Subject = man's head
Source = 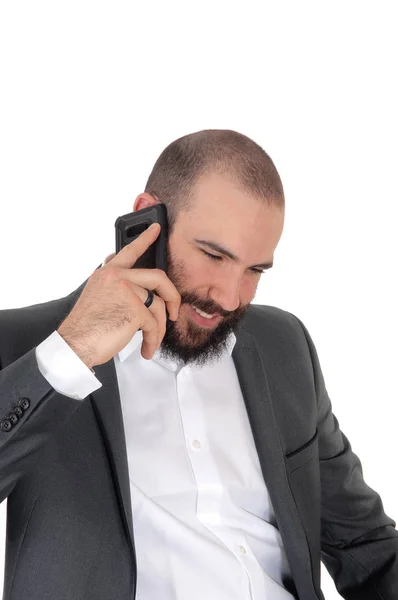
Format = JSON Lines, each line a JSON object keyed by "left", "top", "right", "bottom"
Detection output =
{"left": 134, "top": 129, "right": 285, "bottom": 367}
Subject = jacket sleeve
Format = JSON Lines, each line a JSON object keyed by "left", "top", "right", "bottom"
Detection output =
{"left": 296, "top": 316, "right": 398, "bottom": 600}
{"left": 0, "top": 347, "right": 83, "bottom": 503}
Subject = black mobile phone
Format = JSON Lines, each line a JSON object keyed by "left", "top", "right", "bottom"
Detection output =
{"left": 114, "top": 204, "right": 169, "bottom": 272}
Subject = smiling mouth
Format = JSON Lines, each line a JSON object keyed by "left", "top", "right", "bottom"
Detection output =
{"left": 192, "top": 304, "right": 220, "bottom": 319}
{"left": 188, "top": 304, "right": 222, "bottom": 328}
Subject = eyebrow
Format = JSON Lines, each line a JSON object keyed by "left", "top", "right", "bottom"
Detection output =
{"left": 193, "top": 238, "right": 274, "bottom": 270}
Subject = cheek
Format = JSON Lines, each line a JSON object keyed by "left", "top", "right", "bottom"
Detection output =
{"left": 188, "top": 266, "right": 212, "bottom": 290}
{"left": 240, "top": 277, "right": 258, "bottom": 304}
{"left": 194, "top": 265, "right": 258, "bottom": 306}
{"left": 169, "top": 255, "right": 210, "bottom": 294}
{"left": 187, "top": 256, "right": 213, "bottom": 284}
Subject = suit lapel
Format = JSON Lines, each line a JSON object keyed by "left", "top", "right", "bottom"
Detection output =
{"left": 232, "top": 326, "right": 317, "bottom": 599}
{"left": 66, "top": 270, "right": 136, "bottom": 556}
{"left": 90, "top": 359, "right": 135, "bottom": 555}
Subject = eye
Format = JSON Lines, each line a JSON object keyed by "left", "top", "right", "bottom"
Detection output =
{"left": 251, "top": 268, "right": 265, "bottom": 275}
{"left": 202, "top": 250, "right": 264, "bottom": 275}
{"left": 202, "top": 250, "right": 222, "bottom": 261}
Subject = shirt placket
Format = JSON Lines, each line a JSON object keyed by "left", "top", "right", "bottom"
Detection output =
{"left": 176, "top": 365, "right": 259, "bottom": 599}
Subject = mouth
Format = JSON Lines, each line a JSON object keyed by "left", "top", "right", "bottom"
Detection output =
{"left": 188, "top": 303, "right": 222, "bottom": 328}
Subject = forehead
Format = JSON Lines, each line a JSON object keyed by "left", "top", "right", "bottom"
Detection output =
{"left": 176, "top": 172, "right": 284, "bottom": 257}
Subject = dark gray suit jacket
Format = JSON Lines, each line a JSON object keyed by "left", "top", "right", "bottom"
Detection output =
{"left": 0, "top": 272, "right": 397, "bottom": 600}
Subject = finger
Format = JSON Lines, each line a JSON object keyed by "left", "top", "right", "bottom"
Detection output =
{"left": 152, "top": 298, "right": 167, "bottom": 350}
{"left": 123, "top": 268, "right": 181, "bottom": 321}
{"left": 138, "top": 308, "right": 160, "bottom": 359}
{"left": 109, "top": 223, "right": 161, "bottom": 269}
{"left": 103, "top": 252, "right": 116, "bottom": 265}
{"left": 132, "top": 287, "right": 167, "bottom": 358}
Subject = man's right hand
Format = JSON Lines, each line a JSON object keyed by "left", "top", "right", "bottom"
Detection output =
{"left": 57, "top": 223, "right": 181, "bottom": 368}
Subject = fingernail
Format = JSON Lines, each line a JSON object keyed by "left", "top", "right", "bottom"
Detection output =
{"left": 149, "top": 223, "right": 158, "bottom": 230}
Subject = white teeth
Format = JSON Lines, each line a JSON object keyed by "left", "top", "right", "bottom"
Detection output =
{"left": 192, "top": 305, "right": 215, "bottom": 319}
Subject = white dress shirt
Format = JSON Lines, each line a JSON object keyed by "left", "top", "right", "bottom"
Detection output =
{"left": 35, "top": 262, "right": 295, "bottom": 600}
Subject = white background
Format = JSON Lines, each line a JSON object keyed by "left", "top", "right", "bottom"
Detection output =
{"left": 0, "top": 2, "right": 397, "bottom": 598}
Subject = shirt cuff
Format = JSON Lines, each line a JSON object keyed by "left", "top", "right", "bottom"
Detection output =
{"left": 35, "top": 331, "right": 102, "bottom": 400}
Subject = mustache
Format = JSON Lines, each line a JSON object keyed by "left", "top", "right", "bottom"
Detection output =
{"left": 180, "top": 292, "right": 238, "bottom": 318}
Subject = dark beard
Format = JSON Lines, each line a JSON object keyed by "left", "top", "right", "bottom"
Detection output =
{"left": 158, "top": 293, "right": 248, "bottom": 368}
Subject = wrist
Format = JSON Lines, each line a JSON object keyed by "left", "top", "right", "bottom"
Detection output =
{"left": 57, "top": 326, "right": 96, "bottom": 371}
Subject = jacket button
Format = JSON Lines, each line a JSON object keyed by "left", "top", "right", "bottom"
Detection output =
{"left": 1, "top": 419, "right": 12, "bottom": 432}
{"left": 8, "top": 412, "right": 19, "bottom": 425}
{"left": 18, "top": 398, "right": 30, "bottom": 411}
{"left": 13, "top": 406, "right": 23, "bottom": 418}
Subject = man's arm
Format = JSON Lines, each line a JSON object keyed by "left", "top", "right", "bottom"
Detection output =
{"left": 296, "top": 316, "right": 398, "bottom": 600}
{"left": 0, "top": 346, "right": 83, "bottom": 502}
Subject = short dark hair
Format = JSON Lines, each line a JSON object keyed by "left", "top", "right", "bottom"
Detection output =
{"left": 144, "top": 129, "right": 284, "bottom": 234}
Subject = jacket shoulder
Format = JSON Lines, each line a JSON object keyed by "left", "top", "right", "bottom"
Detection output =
{"left": 242, "top": 303, "right": 306, "bottom": 340}
{"left": 239, "top": 303, "right": 316, "bottom": 371}
{"left": 0, "top": 283, "right": 85, "bottom": 368}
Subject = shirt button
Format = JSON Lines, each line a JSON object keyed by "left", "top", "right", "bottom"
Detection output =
{"left": 238, "top": 545, "right": 247, "bottom": 555}
{"left": 192, "top": 439, "right": 201, "bottom": 449}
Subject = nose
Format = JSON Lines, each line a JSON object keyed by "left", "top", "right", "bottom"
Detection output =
{"left": 208, "top": 274, "right": 241, "bottom": 313}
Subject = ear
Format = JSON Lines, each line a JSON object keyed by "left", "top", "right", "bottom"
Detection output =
{"left": 133, "top": 192, "right": 160, "bottom": 212}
